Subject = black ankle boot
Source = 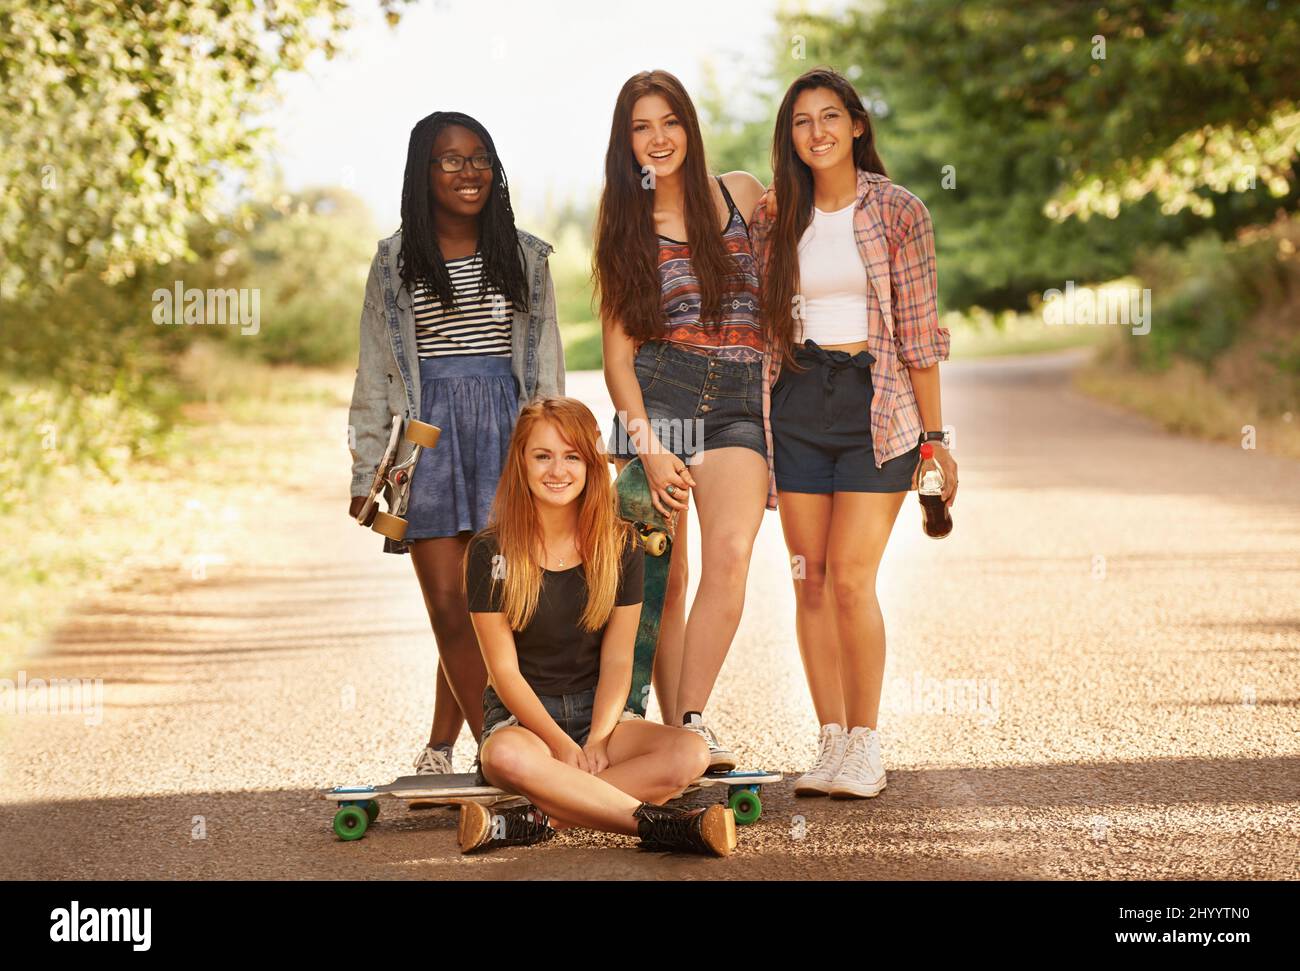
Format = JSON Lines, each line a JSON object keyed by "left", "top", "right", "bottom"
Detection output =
{"left": 459, "top": 802, "right": 556, "bottom": 854}
{"left": 633, "top": 802, "right": 735, "bottom": 857}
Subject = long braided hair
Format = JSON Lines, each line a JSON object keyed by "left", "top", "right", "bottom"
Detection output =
{"left": 398, "top": 110, "right": 529, "bottom": 313}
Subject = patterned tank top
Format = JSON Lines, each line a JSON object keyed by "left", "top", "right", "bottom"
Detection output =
{"left": 655, "top": 177, "right": 763, "bottom": 363}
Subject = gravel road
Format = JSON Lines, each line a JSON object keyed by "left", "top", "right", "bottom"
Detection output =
{"left": 3, "top": 350, "right": 1297, "bottom": 880}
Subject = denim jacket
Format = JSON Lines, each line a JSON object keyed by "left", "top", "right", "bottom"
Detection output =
{"left": 348, "top": 227, "right": 565, "bottom": 546}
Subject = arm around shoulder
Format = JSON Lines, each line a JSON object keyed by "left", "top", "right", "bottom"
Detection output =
{"left": 721, "top": 170, "right": 768, "bottom": 225}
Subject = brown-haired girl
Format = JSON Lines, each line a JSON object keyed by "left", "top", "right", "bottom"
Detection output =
{"left": 593, "top": 70, "right": 769, "bottom": 769}
{"left": 459, "top": 396, "right": 736, "bottom": 856}
{"left": 751, "top": 67, "right": 958, "bottom": 798}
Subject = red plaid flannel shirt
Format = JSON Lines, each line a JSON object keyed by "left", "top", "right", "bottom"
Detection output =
{"left": 751, "top": 169, "right": 951, "bottom": 511}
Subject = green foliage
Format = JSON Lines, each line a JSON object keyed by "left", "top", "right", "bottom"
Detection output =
{"left": 0, "top": 0, "right": 355, "bottom": 297}
{"left": 768, "top": 1, "right": 1299, "bottom": 311}
{"left": 217, "top": 187, "right": 378, "bottom": 366}
{"left": 1130, "top": 216, "right": 1300, "bottom": 379}
{"left": 807, "top": 0, "right": 1300, "bottom": 220}
{"left": 0, "top": 184, "right": 378, "bottom": 512}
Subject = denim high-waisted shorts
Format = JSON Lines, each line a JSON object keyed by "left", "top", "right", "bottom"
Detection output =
{"left": 473, "top": 683, "right": 642, "bottom": 785}
{"left": 605, "top": 340, "right": 767, "bottom": 465}
{"left": 771, "top": 340, "right": 920, "bottom": 494}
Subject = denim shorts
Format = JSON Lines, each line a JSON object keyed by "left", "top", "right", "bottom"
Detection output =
{"left": 473, "top": 684, "right": 643, "bottom": 785}
{"left": 606, "top": 340, "right": 767, "bottom": 465}
{"left": 771, "top": 340, "right": 921, "bottom": 493}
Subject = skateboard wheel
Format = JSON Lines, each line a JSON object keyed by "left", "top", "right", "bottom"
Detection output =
{"left": 364, "top": 799, "right": 380, "bottom": 823}
{"left": 643, "top": 531, "right": 668, "bottom": 557}
{"left": 728, "top": 788, "right": 762, "bottom": 825}
{"left": 405, "top": 420, "right": 441, "bottom": 449}
{"left": 372, "top": 511, "right": 408, "bottom": 541}
{"left": 333, "top": 805, "right": 369, "bottom": 841}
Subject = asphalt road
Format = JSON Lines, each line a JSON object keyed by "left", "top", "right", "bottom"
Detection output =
{"left": 3, "top": 349, "right": 1298, "bottom": 880}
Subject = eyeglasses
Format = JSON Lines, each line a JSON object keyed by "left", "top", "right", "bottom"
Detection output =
{"left": 431, "top": 153, "right": 495, "bottom": 173}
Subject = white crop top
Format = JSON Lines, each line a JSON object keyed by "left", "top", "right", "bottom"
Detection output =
{"left": 795, "top": 201, "right": 870, "bottom": 345}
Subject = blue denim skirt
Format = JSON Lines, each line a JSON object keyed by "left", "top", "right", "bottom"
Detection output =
{"left": 404, "top": 354, "right": 518, "bottom": 540}
{"left": 605, "top": 340, "right": 766, "bottom": 464}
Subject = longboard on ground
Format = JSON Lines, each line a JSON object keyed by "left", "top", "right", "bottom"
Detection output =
{"left": 325, "top": 769, "right": 783, "bottom": 842}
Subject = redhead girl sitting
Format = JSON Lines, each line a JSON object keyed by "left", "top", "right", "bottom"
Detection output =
{"left": 459, "top": 396, "right": 737, "bottom": 856}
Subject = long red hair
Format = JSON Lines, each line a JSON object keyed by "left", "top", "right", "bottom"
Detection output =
{"left": 464, "top": 397, "right": 633, "bottom": 632}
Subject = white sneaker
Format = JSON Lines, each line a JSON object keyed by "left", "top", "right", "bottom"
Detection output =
{"left": 681, "top": 715, "right": 737, "bottom": 773}
{"left": 829, "top": 726, "right": 886, "bottom": 798}
{"left": 413, "top": 745, "right": 453, "bottom": 775}
{"left": 794, "top": 723, "right": 848, "bottom": 796}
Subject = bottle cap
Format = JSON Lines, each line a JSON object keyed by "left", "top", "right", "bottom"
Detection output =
{"left": 920, "top": 442, "right": 933, "bottom": 459}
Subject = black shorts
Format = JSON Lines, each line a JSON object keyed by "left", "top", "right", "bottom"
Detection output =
{"left": 771, "top": 340, "right": 920, "bottom": 494}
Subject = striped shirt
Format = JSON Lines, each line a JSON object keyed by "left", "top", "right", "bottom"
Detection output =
{"left": 750, "top": 169, "right": 952, "bottom": 510}
{"left": 412, "top": 253, "right": 512, "bottom": 359}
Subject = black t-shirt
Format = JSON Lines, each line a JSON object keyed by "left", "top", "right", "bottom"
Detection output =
{"left": 465, "top": 530, "right": 644, "bottom": 695}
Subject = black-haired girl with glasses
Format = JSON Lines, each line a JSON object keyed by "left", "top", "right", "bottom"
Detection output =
{"left": 347, "top": 110, "right": 565, "bottom": 778}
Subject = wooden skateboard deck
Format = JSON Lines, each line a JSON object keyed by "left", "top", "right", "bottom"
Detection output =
{"left": 326, "top": 769, "right": 783, "bottom": 841}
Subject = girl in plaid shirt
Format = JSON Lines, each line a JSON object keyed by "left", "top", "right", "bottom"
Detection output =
{"left": 750, "top": 68, "right": 959, "bottom": 798}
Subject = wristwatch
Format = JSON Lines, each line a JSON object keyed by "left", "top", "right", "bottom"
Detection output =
{"left": 919, "top": 429, "right": 951, "bottom": 449}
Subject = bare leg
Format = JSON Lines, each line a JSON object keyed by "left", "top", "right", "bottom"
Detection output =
{"left": 611, "top": 455, "right": 689, "bottom": 725}
{"left": 674, "top": 447, "right": 768, "bottom": 717}
{"left": 778, "top": 490, "right": 846, "bottom": 727}
{"left": 409, "top": 534, "right": 486, "bottom": 741}
{"left": 480, "top": 722, "right": 708, "bottom": 834}
{"left": 826, "top": 492, "right": 906, "bottom": 729}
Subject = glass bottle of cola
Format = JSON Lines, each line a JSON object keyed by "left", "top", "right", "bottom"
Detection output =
{"left": 917, "top": 443, "right": 952, "bottom": 539}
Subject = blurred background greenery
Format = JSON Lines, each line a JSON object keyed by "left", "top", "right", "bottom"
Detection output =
{"left": 2, "top": 0, "right": 1298, "bottom": 656}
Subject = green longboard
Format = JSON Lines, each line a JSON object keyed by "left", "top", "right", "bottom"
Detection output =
{"left": 614, "top": 457, "right": 676, "bottom": 717}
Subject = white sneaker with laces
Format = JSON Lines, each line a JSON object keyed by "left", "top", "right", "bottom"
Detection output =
{"left": 413, "top": 745, "right": 453, "bottom": 775}
{"left": 794, "top": 723, "right": 848, "bottom": 796}
{"left": 681, "top": 715, "right": 737, "bottom": 773}
{"left": 829, "top": 726, "right": 886, "bottom": 798}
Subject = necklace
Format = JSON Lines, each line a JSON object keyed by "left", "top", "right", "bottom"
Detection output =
{"left": 545, "top": 540, "right": 579, "bottom": 570}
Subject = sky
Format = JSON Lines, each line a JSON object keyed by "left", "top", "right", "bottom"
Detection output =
{"left": 267, "top": 0, "right": 799, "bottom": 232}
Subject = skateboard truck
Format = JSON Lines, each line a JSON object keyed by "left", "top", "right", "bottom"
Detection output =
{"left": 355, "top": 415, "right": 441, "bottom": 542}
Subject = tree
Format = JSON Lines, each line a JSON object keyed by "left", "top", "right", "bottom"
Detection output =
{"left": 780, "top": 0, "right": 1299, "bottom": 309}
{"left": 0, "top": 0, "right": 413, "bottom": 297}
